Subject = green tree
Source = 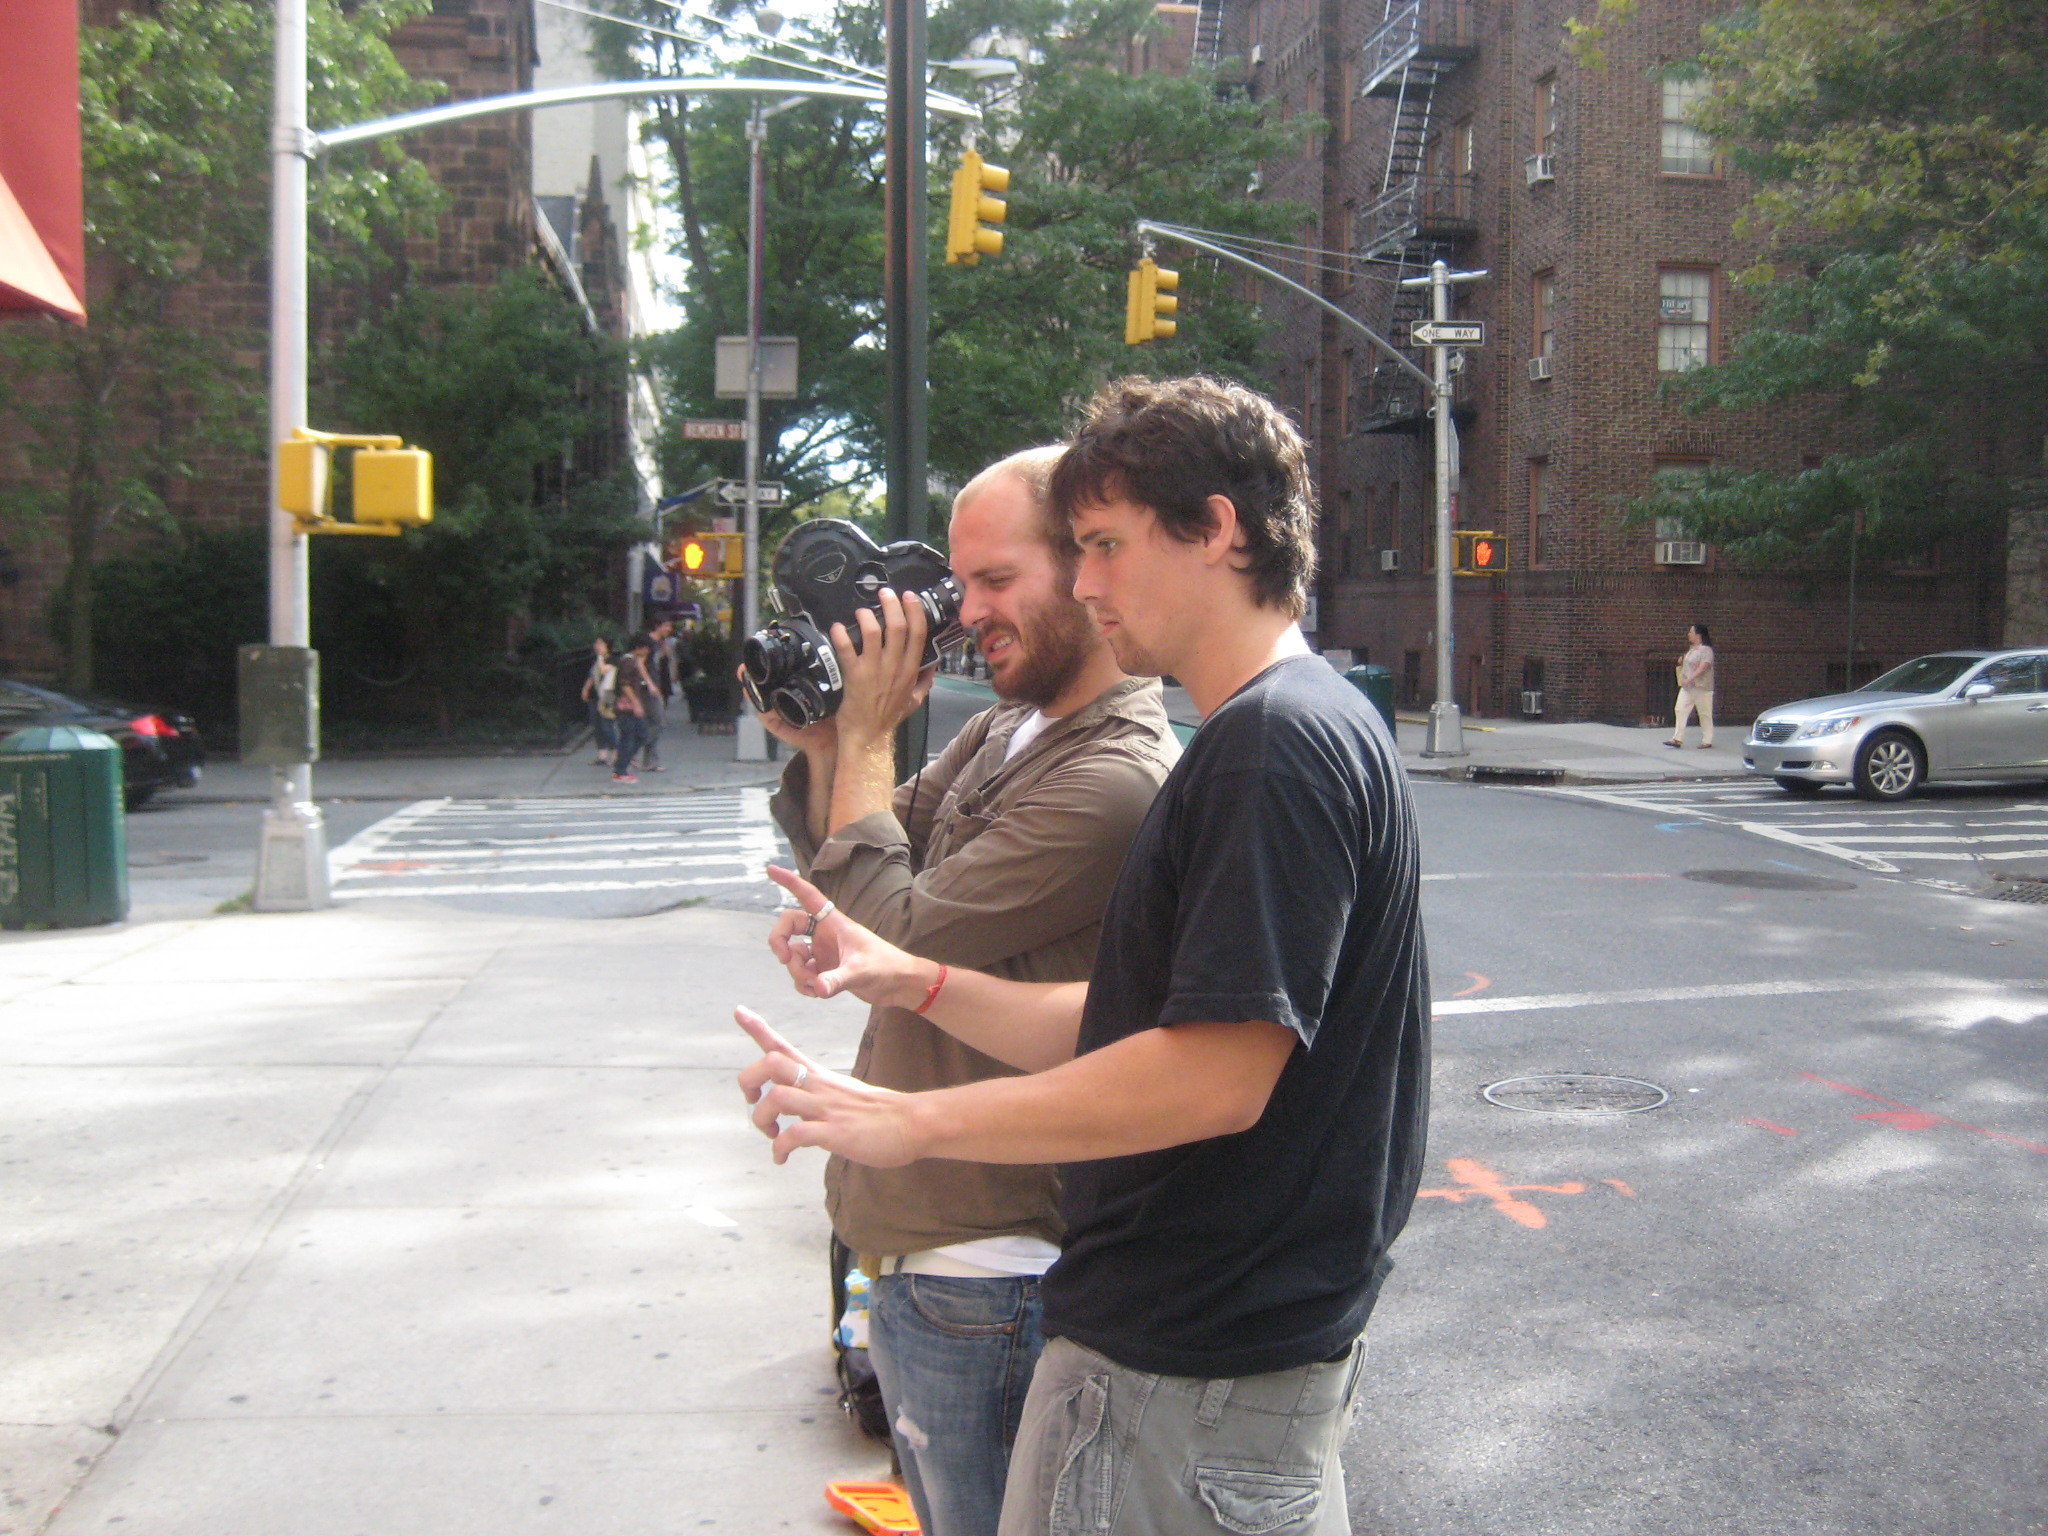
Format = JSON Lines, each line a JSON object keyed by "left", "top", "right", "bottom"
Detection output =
{"left": 1621, "top": 0, "right": 2048, "bottom": 614}
{"left": 0, "top": 0, "right": 438, "bottom": 692}
{"left": 315, "top": 268, "right": 644, "bottom": 739}
{"left": 596, "top": 0, "right": 1304, "bottom": 525}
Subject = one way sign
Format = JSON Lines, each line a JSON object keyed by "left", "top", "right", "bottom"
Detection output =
{"left": 1410, "top": 321, "right": 1486, "bottom": 346}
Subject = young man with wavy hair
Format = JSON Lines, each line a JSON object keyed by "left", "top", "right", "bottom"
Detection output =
{"left": 739, "top": 377, "right": 1430, "bottom": 1536}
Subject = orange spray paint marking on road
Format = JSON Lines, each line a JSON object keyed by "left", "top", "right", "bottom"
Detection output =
{"left": 1601, "top": 1178, "right": 1636, "bottom": 1197}
{"left": 1416, "top": 1158, "right": 1586, "bottom": 1229}
{"left": 1801, "top": 1073, "right": 2048, "bottom": 1156}
{"left": 1450, "top": 973, "right": 1491, "bottom": 999}
{"left": 1743, "top": 1117, "right": 1800, "bottom": 1136}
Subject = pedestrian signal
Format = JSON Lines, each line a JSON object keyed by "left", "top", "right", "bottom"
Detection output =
{"left": 945, "top": 150, "right": 1009, "bottom": 265}
{"left": 1124, "top": 258, "right": 1179, "bottom": 345}
{"left": 1454, "top": 531, "right": 1509, "bottom": 575}
{"left": 674, "top": 532, "right": 745, "bottom": 580}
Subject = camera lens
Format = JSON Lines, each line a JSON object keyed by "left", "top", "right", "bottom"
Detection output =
{"left": 772, "top": 681, "right": 827, "bottom": 730}
{"left": 917, "top": 575, "right": 964, "bottom": 637}
{"left": 743, "top": 625, "right": 806, "bottom": 688}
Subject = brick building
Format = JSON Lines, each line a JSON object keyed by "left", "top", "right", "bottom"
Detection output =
{"left": 1202, "top": 0, "right": 2004, "bottom": 724}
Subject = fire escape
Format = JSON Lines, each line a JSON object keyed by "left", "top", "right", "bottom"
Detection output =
{"left": 1352, "top": 0, "right": 1479, "bottom": 433}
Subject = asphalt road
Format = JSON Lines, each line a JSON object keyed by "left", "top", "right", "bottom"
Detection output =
{"left": 110, "top": 717, "right": 2047, "bottom": 1532}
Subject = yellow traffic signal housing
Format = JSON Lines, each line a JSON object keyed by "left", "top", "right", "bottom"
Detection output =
{"left": 277, "top": 429, "right": 433, "bottom": 535}
{"left": 1455, "top": 530, "right": 1510, "bottom": 574}
{"left": 945, "top": 150, "right": 1009, "bottom": 265}
{"left": 1124, "top": 257, "right": 1179, "bottom": 345}
{"left": 354, "top": 448, "right": 434, "bottom": 527}
{"left": 277, "top": 436, "right": 330, "bottom": 519}
{"left": 674, "top": 532, "right": 745, "bottom": 580}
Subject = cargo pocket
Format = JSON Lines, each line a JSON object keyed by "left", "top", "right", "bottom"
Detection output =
{"left": 1047, "top": 1373, "right": 1113, "bottom": 1536}
{"left": 1193, "top": 1467, "right": 1323, "bottom": 1536}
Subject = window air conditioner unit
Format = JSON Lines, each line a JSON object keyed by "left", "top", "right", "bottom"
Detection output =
{"left": 1520, "top": 689, "right": 1544, "bottom": 716}
{"left": 1249, "top": 43, "right": 1263, "bottom": 65}
{"left": 1527, "top": 355, "right": 1553, "bottom": 381}
{"left": 1524, "top": 153, "right": 1555, "bottom": 185}
{"left": 1379, "top": 549, "right": 1400, "bottom": 574}
{"left": 1655, "top": 540, "right": 1708, "bottom": 566}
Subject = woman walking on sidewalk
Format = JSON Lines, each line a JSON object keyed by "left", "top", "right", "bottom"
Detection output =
{"left": 581, "top": 637, "right": 618, "bottom": 765}
{"left": 612, "top": 635, "right": 656, "bottom": 782}
{"left": 1667, "top": 623, "right": 1716, "bottom": 749}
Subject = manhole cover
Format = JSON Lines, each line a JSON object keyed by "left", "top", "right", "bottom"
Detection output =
{"left": 1482, "top": 1074, "right": 1670, "bottom": 1114}
{"left": 1683, "top": 868, "right": 1855, "bottom": 892}
{"left": 1988, "top": 877, "right": 2048, "bottom": 905}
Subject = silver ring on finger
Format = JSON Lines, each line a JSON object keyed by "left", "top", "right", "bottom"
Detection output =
{"left": 791, "top": 1065, "right": 810, "bottom": 1090}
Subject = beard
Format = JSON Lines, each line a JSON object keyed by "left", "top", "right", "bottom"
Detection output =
{"left": 982, "top": 593, "right": 1099, "bottom": 708}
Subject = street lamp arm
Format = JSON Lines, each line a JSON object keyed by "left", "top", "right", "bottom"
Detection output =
{"left": 312, "top": 76, "right": 978, "bottom": 153}
{"left": 1135, "top": 220, "right": 1433, "bottom": 391}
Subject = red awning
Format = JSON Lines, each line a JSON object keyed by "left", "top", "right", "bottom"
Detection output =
{"left": 0, "top": 0, "right": 85, "bottom": 322}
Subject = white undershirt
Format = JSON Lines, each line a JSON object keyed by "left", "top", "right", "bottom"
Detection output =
{"left": 1003, "top": 710, "right": 1056, "bottom": 762}
{"left": 899, "top": 710, "right": 1064, "bottom": 1280}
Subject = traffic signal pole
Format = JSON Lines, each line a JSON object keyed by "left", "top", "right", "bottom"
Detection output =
{"left": 1399, "top": 260, "right": 1488, "bottom": 758}
{"left": 255, "top": 0, "right": 329, "bottom": 911}
{"left": 882, "top": 0, "right": 929, "bottom": 780}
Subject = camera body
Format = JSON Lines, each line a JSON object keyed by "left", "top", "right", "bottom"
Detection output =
{"left": 741, "top": 519, "right": 966, "bottom": 729}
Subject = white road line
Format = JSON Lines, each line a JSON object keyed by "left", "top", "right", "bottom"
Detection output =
{"left": 333, "top": 852, "right": 763, "bottom": 880}
{"left": 332, "top": 871, "right": 774, "bottom": 899}
{"left": 1435, "top": 975, "right": 2048, "bottom": 1017}
{"left": 327, "top": 799, "right": 451, "bottom": 879}
{"left": 348, "top": 834, "right": 758, "bottom": 861}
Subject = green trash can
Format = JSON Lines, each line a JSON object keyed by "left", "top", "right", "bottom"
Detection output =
{"left": 0, "top": 725, "right": 129, "bottom": 928}
{"left": 1344, "top": 664, "right": 1397, "bottom": 732}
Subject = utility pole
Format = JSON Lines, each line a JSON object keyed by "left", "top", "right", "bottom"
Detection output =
{"left": 883, "top": 0, "right": 928, "bottom": 546}
{"left": 736, "top": 86, "right": 800, "bottom": 765}
{"left": 1400, "top": 259, "right": 1488, "bottom": 758}
{"left": 882, "top": 0, "right": 928, "bottom": 780}
{"left": 255, "top": 0, "right": 329, "bottom": 910}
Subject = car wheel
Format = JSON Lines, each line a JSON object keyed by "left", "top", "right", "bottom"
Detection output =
{"left": 123, "top": 784, "right": 156, "bottom": 813}
{"left": 1774, "top": 776, "right": 1826, "bottom": 796}
{"left": 1853, "top": 731, "right": 1924, "bottom": 801}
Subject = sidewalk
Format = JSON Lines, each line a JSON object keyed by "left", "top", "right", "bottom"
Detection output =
{"left": 1153, "top": 682, "right": 1751, "bottom": 784}
{"left": 181, "top": 708, "right": 785, "bottom": 806}
{"left": 0, "top": 898, "right": 886, "bottom": 1535}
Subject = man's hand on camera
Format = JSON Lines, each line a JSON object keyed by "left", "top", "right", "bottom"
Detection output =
{"left": 738, "top": 662, "right": 839, "bottom": 758}
{"left": 734, "top": 1005, "right": 919, "bottom": 1166}
{"left": 766, "top": 864, "right": 938, "bottom": 1007}
{"left": 830, "top": 588, "right": 937, "bottom": 751}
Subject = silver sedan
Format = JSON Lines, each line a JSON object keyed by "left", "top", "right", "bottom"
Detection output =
{"left": 1744, "top": 649, "right": 2048, "bottom": 800}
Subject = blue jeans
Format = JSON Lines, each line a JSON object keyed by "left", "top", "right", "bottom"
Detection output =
{"left": 868, "top": 1272, "right": 1046, "bottom": 1536}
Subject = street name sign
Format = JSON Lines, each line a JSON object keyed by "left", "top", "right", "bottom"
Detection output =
{"left": 715, "top": 480, "right": 784, "bottom": 506}
{"left": 1410, "top": 321, "right": 1487, "bottom": 346}
{"left": 682, "top": 419, "right": 747, "bottom": 441}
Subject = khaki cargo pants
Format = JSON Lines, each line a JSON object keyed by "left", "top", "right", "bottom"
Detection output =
{"left": 997, "top": 1336, "right": 1365, "bottom": 1536}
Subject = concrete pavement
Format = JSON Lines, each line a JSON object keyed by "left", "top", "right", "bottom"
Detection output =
{"left": 0, "top": 899, "right": 888, "bottom": 1536}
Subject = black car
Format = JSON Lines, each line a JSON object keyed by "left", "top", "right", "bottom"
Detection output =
{"left": 0, "top": 679, "right": 206, "bottom": 810}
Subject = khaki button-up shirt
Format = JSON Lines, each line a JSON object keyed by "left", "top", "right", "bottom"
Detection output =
{"left": 771, "top": 677, "right": 1180, "bottom": 1257}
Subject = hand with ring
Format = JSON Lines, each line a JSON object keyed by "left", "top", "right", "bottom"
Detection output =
{"left": 733, "top": 1006, "right": 918, "bottom": 1167}
{"left": 765, "top": 865, "right": 931, "bottom": 1008}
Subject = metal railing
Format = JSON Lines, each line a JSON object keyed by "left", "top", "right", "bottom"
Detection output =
{"left": 1357, "top": 173, "right": 1477, "bottom": 260}
{"left": 1358, "top": 0, "right": 1476, "bottom": 95}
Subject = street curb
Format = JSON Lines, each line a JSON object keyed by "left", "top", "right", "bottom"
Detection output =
{"left": 1403, "top": 764, "right": 1753, "bottom": 788}
{"left": 151, "top": 778, "right": 787, "bottom": 809}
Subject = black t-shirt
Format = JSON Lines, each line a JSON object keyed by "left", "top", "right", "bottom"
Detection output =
{"left": 1040, "top": 654, "right": 1431, "bottom": 1379}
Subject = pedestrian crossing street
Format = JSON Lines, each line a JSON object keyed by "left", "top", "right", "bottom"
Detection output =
{"left": 328, "top": 788, "right": 791, "bottom": 912}
{"left": 1539, "top": 779, "right": 2048, "bottom": 882}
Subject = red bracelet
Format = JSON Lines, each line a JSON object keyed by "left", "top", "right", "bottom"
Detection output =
{"left": 914, "top": 963, "right": 948, "bottom": 1016}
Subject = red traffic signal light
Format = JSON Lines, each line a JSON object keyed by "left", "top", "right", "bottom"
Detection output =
{"left": 1454, "top": 531, "right": 1510, "bottom": 574}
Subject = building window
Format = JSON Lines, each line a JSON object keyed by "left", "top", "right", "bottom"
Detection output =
{"left": 1657, "top": 269, "right": 1715, "bottom": 372}
{"left": 1534, "top": 75, "right": 1558, "bottom": 159}
{"left": 1341, "top": 62, "right": 1356, "bottom": 142}
{"left": 1533, "top": 271, "right": 1556, "bottom": 359}
{"left": 1529, "top": 458, "right": 1555, "bottom": 566}
{"left": 1339, "top": 349, "right": 1354, "bottom": 436}
{"left": 1660, "top": 74, "right": 1716, "bottom": 176}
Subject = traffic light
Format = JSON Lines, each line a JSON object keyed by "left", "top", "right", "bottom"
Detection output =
{"left": 1124, "top": 257, "right": 1179, "bottom": 345}
{"left": 945, "top": 150, "right": 1009, "bottom": 265}
{"left": 673, "top": 532, "right": 745, "bottom": 580}
{"left": 277, "top": 428, "right": 433, "bottom": 535}
{"left": 1454, "top": 530, "right": 1510, "bottom": 574}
